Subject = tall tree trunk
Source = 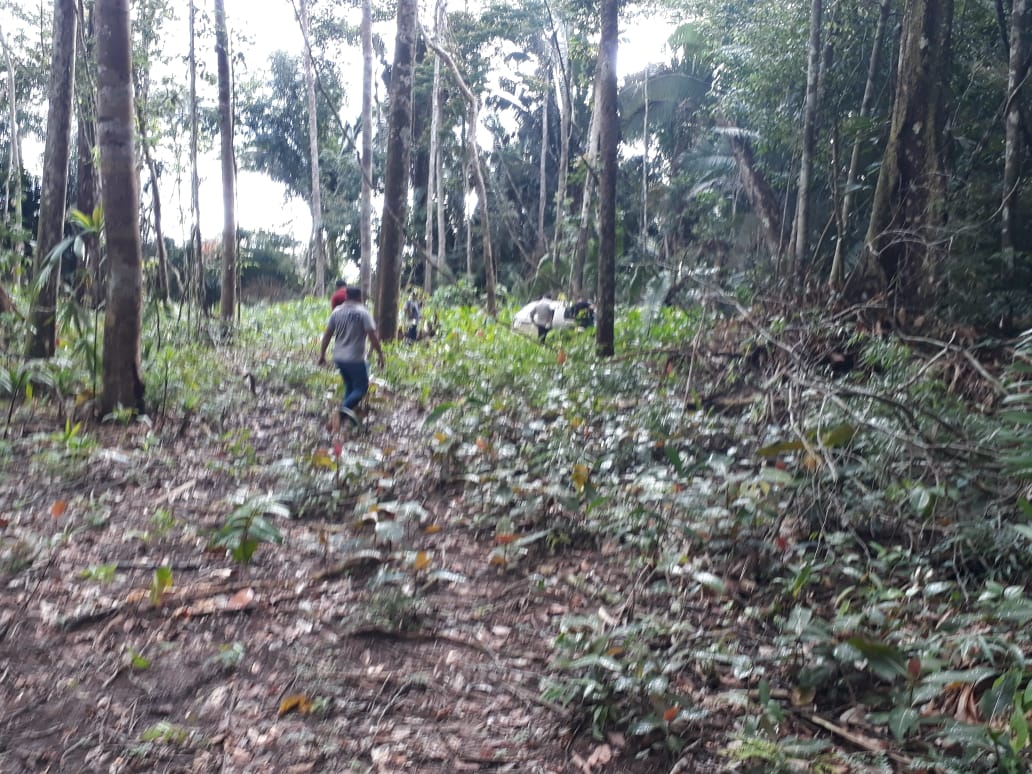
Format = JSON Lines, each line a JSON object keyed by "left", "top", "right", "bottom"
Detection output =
{"left": 536, "top": 71, "right": 549, "bottom": 256}
{"left": 641, "top": 66, "right": 649, "bottom": 251}
{"left": 214, "top": 0, "right": 236, "bottom": 321}
{"left": 423, "top": 34, "right": 497, "bottom": 315}
{"left": 74, "top": 0, "right": 99, "bottom": 306}
{"left": 360, "top": 0, "right": 373, "bottom": 299}
{"left": 132, "top": 69, "right": 168, "bottom": 302}
{"left": 1003, "top": 0, "right": 1028, "bottom": 259}
{"left": 424, "top": 0, "right": 445, "bottom": 296}
{"left": 792, "top": 0, "right": 823, "bottom": 276}
{"left": 97, "top": 0, "right": 144, "bottom": 415}
{"left": 299, "top": 0, "right": 325, "bottom": 296}
{"left": 433, "top": 0, "right": 447, "bottom": 291}
{"left": 550, "top": 21, "right": 572, "bottom": 267}
{"left": 375, "top": 0, "right": 417, "bottom": 340}
{"left": 852, "top": 0, "right": 953, "bottom": 309}
{"left": 596, "top": 0, "right": 618, "bottom": 358}
{"left": 26, "top": 0, "right": 77, "bottom": 360}
{"left": 189, "top": 0, "right": 202, "bottom": 312}
{"left": 0, "top": 23, "right": 23, "bottom": 244}
{"left": 571, "top": 76, "right": 600, "bottom": 298}
{"left": 830, "top": 0, "right": 889, "bottom": 289}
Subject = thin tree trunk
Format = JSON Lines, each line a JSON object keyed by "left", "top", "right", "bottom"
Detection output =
{"left": 423, "top": 0, "right": 445, "bottom": 296}
{"left": 423, "top": 33, "right": 497, "bottom": 315}
{"left": 536, "top": 73, "right": 549, "bottom": 256}
{"left": 26, "top": 0, "right": 76, "bottom": 360}
{"left": 434, "top": 3, "right": 447, "bottom": 290}
{"left": 0, "top": 23, "right": 22, "bottom": 240}
{"left": 596, "top": 0, "right": 618, "bottom": 358}
{"left": 97, "top": 0, "right": 145, "bottom": 415}
{"left": 571, "top": 76, "right": 600, "bottom": 298}
{"left": 375, "top": 0, "right": 417, "bottom": 340}
{"left": 74, "top": 0, "right": 99, "bottom": 306}
{"left": 360, "top": 0, "right": 373, "bottom": 299}
{"left": 299, "top": 0, "right": 325, "bottom": 295}
{"left": 133, "top": 70, "right": 168, "bottom": 302}
{"left": 1003, "top": 0, "right": 1028, "bottom": 260}
{"left": 189, "top": 0, "right": 202, "bottom": 312}
{"left": 214, "top": 0, "right": 236, "bottom": 321}
{"left": 830, "top": 0, "right": 889, "bottom": 290}
{"left": 792, "top": 0, "right": 823, "bottom": 277}
{"left": 641, "top": 66, "right": 649, "bottom": 250}
{"left": 550, "top": 22, "right": 572, "bottom": 268}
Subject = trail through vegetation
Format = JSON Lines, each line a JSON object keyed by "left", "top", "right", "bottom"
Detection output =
{"left": 1, "top": 296, "right": 1031, "bottom": 773}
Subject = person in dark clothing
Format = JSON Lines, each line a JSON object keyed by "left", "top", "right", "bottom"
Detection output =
{"left": 403, "top": 291, "right": 420, "bottom": 341}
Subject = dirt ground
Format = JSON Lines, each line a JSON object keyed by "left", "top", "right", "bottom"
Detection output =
{"left": 0, "top": 385, "right": 713, "bottom": 774}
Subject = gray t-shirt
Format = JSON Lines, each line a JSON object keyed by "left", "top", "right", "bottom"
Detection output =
{"left": 327, "top": 302, "right": 376, "bottom": 363}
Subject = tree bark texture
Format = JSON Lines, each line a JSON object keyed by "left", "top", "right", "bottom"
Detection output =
{"left": 97, "top": 0, "right": 145, "bottom": 415}
{"left": 571, "top": 74, "right": 600, "bottom": 299}
{"left": 855, "top": 0, "right": 953, "bottom": 309}
{"left": 1002, "top": 0, "right": 1028, "bottom": 256}
{"left": 26, "top": 0, "right": 76, "bottom": 359}
{"left": 433, "top": 0, "right": 447, "bottom": 292}
{"left": 536, "top": 75, "right": 549, "bottom": 256}
{"left": 792, "top": 0, "right": 823, "bottom": 274}
{"left": 375, "top": 0, "right": 417, "bottom": 340}
{"left": 214, "top": 0, "right": 237, "bottom": 321}
{"left": 424, "top": 0, "right": 445, "bottom": 296}
{"left": 595, "top": 0, "right": 618, "bottom": 357}
{"left": 189, "top": 0, "right": 203, "bottom": 312}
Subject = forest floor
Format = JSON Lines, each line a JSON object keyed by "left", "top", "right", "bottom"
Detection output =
{"left": 0, "top": 380, "right": 696, "bottom": 774}
{"left": 1, "top": 301, "right": 1029, "bottom": 774}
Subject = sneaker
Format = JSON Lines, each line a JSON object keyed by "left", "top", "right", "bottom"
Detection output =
{"left": 339, "top": 407, "right": 361, "bottom": 428}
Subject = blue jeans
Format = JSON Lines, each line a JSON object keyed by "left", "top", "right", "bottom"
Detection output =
{"left": 335, "top": 360, "right": 369, "bottom": 411}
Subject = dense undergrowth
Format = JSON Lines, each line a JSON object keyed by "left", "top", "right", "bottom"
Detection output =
{"left": 387, "top": 301, "right": 1032, "bottom": 772}
{"left": 1, "top": 292, "right": 1031, "bottom": 771}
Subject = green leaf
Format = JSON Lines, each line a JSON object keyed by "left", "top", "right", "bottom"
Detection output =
{"left": 664, "top": 444, "right": 687, "bottom": 476}
{"left": 128, "top": 649, "right": 151, "bottom": 671}
{"left": 231, "top": 539, "right": 258, "bottom": 564}
{"left": 980, "top": 670, "right": 1019, "bottom": 721}
{"left": 846, "top": 637, "right": 908, "bottom": 681}
{"left": 1011, "top": 701, "right": 1029, "bottom": 752}
{"left": 887, "top": 706, "right": 918, "bottom": 741}
{"left": 150, "top": 566, "right": 173, "bottom": 606}
{"left": 819, "top": 423, "right": 856, "bottom": 448}
{"left": 422, "top": 401, "right": 456, "bottom": 427}
{"left": 757, "top": 440, "right": 805, "bottom": 457}
{"left": 1013, "top": 524, "right": 1032, "bottom": 543}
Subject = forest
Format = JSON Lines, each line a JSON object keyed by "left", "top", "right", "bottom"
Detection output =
{"left": 1, "top": 0, "right": 1031, "bottom": 771}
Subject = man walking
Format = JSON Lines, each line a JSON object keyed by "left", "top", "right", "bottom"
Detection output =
{"left": 317, "top": 287, "right": 385, "bottom": 429}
